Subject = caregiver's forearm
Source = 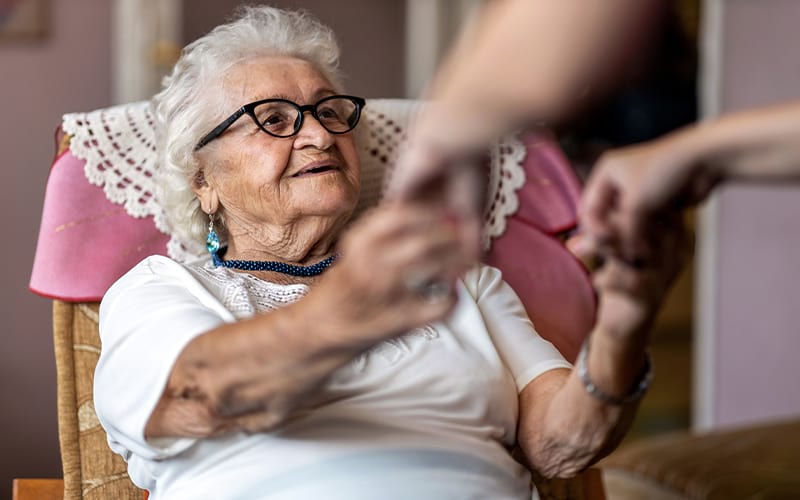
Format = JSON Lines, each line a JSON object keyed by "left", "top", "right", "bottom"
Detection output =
{"left": 417, "top": 0, "right": 659, "bottom": 149}
{"left": 688, "top": 101, "right": 800, "bottom": 184}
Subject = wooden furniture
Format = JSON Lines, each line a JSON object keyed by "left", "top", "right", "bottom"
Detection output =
{"left": 12, "top": 479, "right": 64, "bottom": 500}
{"left": 602, "top": 420, "right": 800, "bottom": 499}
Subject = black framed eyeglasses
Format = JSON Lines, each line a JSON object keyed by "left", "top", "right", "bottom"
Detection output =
{"left": 194, "top": 94, "right": 366, "bottom": 151}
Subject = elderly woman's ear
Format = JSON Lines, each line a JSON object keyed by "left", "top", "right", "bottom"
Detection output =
{"left": 193, "top": 169, "right": 220, "bottom": 215}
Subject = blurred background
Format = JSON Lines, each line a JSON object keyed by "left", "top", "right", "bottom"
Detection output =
{"left": 2, "top": 0, "right": 799, "bottom": 494}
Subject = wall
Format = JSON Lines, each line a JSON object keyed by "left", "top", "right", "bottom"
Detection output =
{"left": 696, "top": 0, "right": 800, "bottom": 429}
{"left": 405, "top": 0, "right": 484, "bottom": 96}
{"left": 182, "top": 0, "right": 406, "bottom": 98}
{"left": 0, "top": 0, "right": 112, "bottom": 492}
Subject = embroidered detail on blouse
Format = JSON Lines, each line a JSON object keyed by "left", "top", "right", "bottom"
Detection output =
{"left": 350, "top": 325, "right": 440, "bottom": 372}
{"left": 189, "top": 265, "right": 309, "bottom": 318}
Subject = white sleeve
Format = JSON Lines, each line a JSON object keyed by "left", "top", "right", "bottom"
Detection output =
{"left": 94, "top": 256, "right": 232, "bottom": 461}
{"left": 465, "top": 265, "right": 573, "bottom": 392}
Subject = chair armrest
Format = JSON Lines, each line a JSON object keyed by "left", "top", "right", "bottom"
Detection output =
{"left": 583, "top": 468, "right": 606, "bottom": 500}
{"left": 12, "top": 479, "right": 63, "bottom": 500}
{"left": 532, "top": 467, "right": 606, "bottom": 500}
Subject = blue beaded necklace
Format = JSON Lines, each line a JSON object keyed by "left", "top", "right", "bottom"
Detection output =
{"left": 211, "top": 249, "right": 337, "bottom": 277}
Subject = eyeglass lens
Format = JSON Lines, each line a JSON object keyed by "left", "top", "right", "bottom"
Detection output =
{"left": 253, "top": 97, "right": 359, "bottom": 137}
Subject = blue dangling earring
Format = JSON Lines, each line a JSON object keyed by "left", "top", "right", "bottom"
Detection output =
{"left": 206, "top": 213, "right": 220, "bottom": 255}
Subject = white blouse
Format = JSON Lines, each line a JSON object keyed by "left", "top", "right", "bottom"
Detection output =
{"left": 94, "top": 256, "right": 571, "bottom": 499}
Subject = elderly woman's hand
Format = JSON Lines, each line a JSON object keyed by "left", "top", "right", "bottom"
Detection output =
{"left": 590, "top": 212, "right": 690, "bottom": 346}
{"left": 312, "top": 202, "right": 473, "bottom": 348}
{"left": 388, "top": 141, "right": 486, "bottom": 262}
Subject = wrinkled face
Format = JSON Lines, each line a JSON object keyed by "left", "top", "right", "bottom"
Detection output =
{"left": 195, "top": 56, "right": 361, "bottom": 239}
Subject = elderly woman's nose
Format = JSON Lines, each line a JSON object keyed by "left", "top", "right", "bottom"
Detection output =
{"left": 293, "top": 113, "right": 335, "bottom": 150}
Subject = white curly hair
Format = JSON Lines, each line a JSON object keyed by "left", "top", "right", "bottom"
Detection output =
{"left": 153, "top": 5, "right": 344, "bottom": 249}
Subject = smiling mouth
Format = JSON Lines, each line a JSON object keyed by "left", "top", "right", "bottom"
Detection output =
{"left": 292, "top": 165, "right": 339, "bottom": 177}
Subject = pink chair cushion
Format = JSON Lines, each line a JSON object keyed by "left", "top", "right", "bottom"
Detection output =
{"left": 485, "top": 133, "right": 593, "bottom": 361}
{"left": 487, "top": 219, "right": 593, "bottom": 362}
{"left": 29, "top": 150, "right": 169, "bottom": 302}
{"left": 513, "top": 133, "right": 583, "bottom": 233}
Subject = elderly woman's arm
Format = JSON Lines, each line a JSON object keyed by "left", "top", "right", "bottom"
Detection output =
{"left": 516, "top": 215, "right": 688, "bottom": 477}
{"left": 146, "top": 298, "right": 374, "bottom": 438}
{"left": 517, "top": 332, "right": 643, "bottom": 477}
{"left": 145, "top": 204, "right": 468, "bottom": 438}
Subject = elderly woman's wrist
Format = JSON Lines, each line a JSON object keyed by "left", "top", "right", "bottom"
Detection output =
{"left": 592, "top": 324, "right": 649, "bottom": 360}
{"left": 582, "top": 328, "right": 650, "bottom": 403}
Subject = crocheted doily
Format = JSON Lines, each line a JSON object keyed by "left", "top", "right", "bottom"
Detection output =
{"left": 62, "top": 99, "right": 526, "bottom": 261}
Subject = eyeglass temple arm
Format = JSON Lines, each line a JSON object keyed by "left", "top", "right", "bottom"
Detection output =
{"left": 194, "top": 107, "right": 247, "bottom": 151}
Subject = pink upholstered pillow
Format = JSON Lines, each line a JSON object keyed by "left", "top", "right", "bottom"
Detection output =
{"left": 485, "top": 133, "right": 593, "bottom": 361}
{"left": 29, "top": 148, "right": 169, "bottom": 302}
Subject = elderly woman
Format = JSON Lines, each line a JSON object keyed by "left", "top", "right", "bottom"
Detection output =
{"left": 94, "top": 6, "right": 684, "bottom": 500}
